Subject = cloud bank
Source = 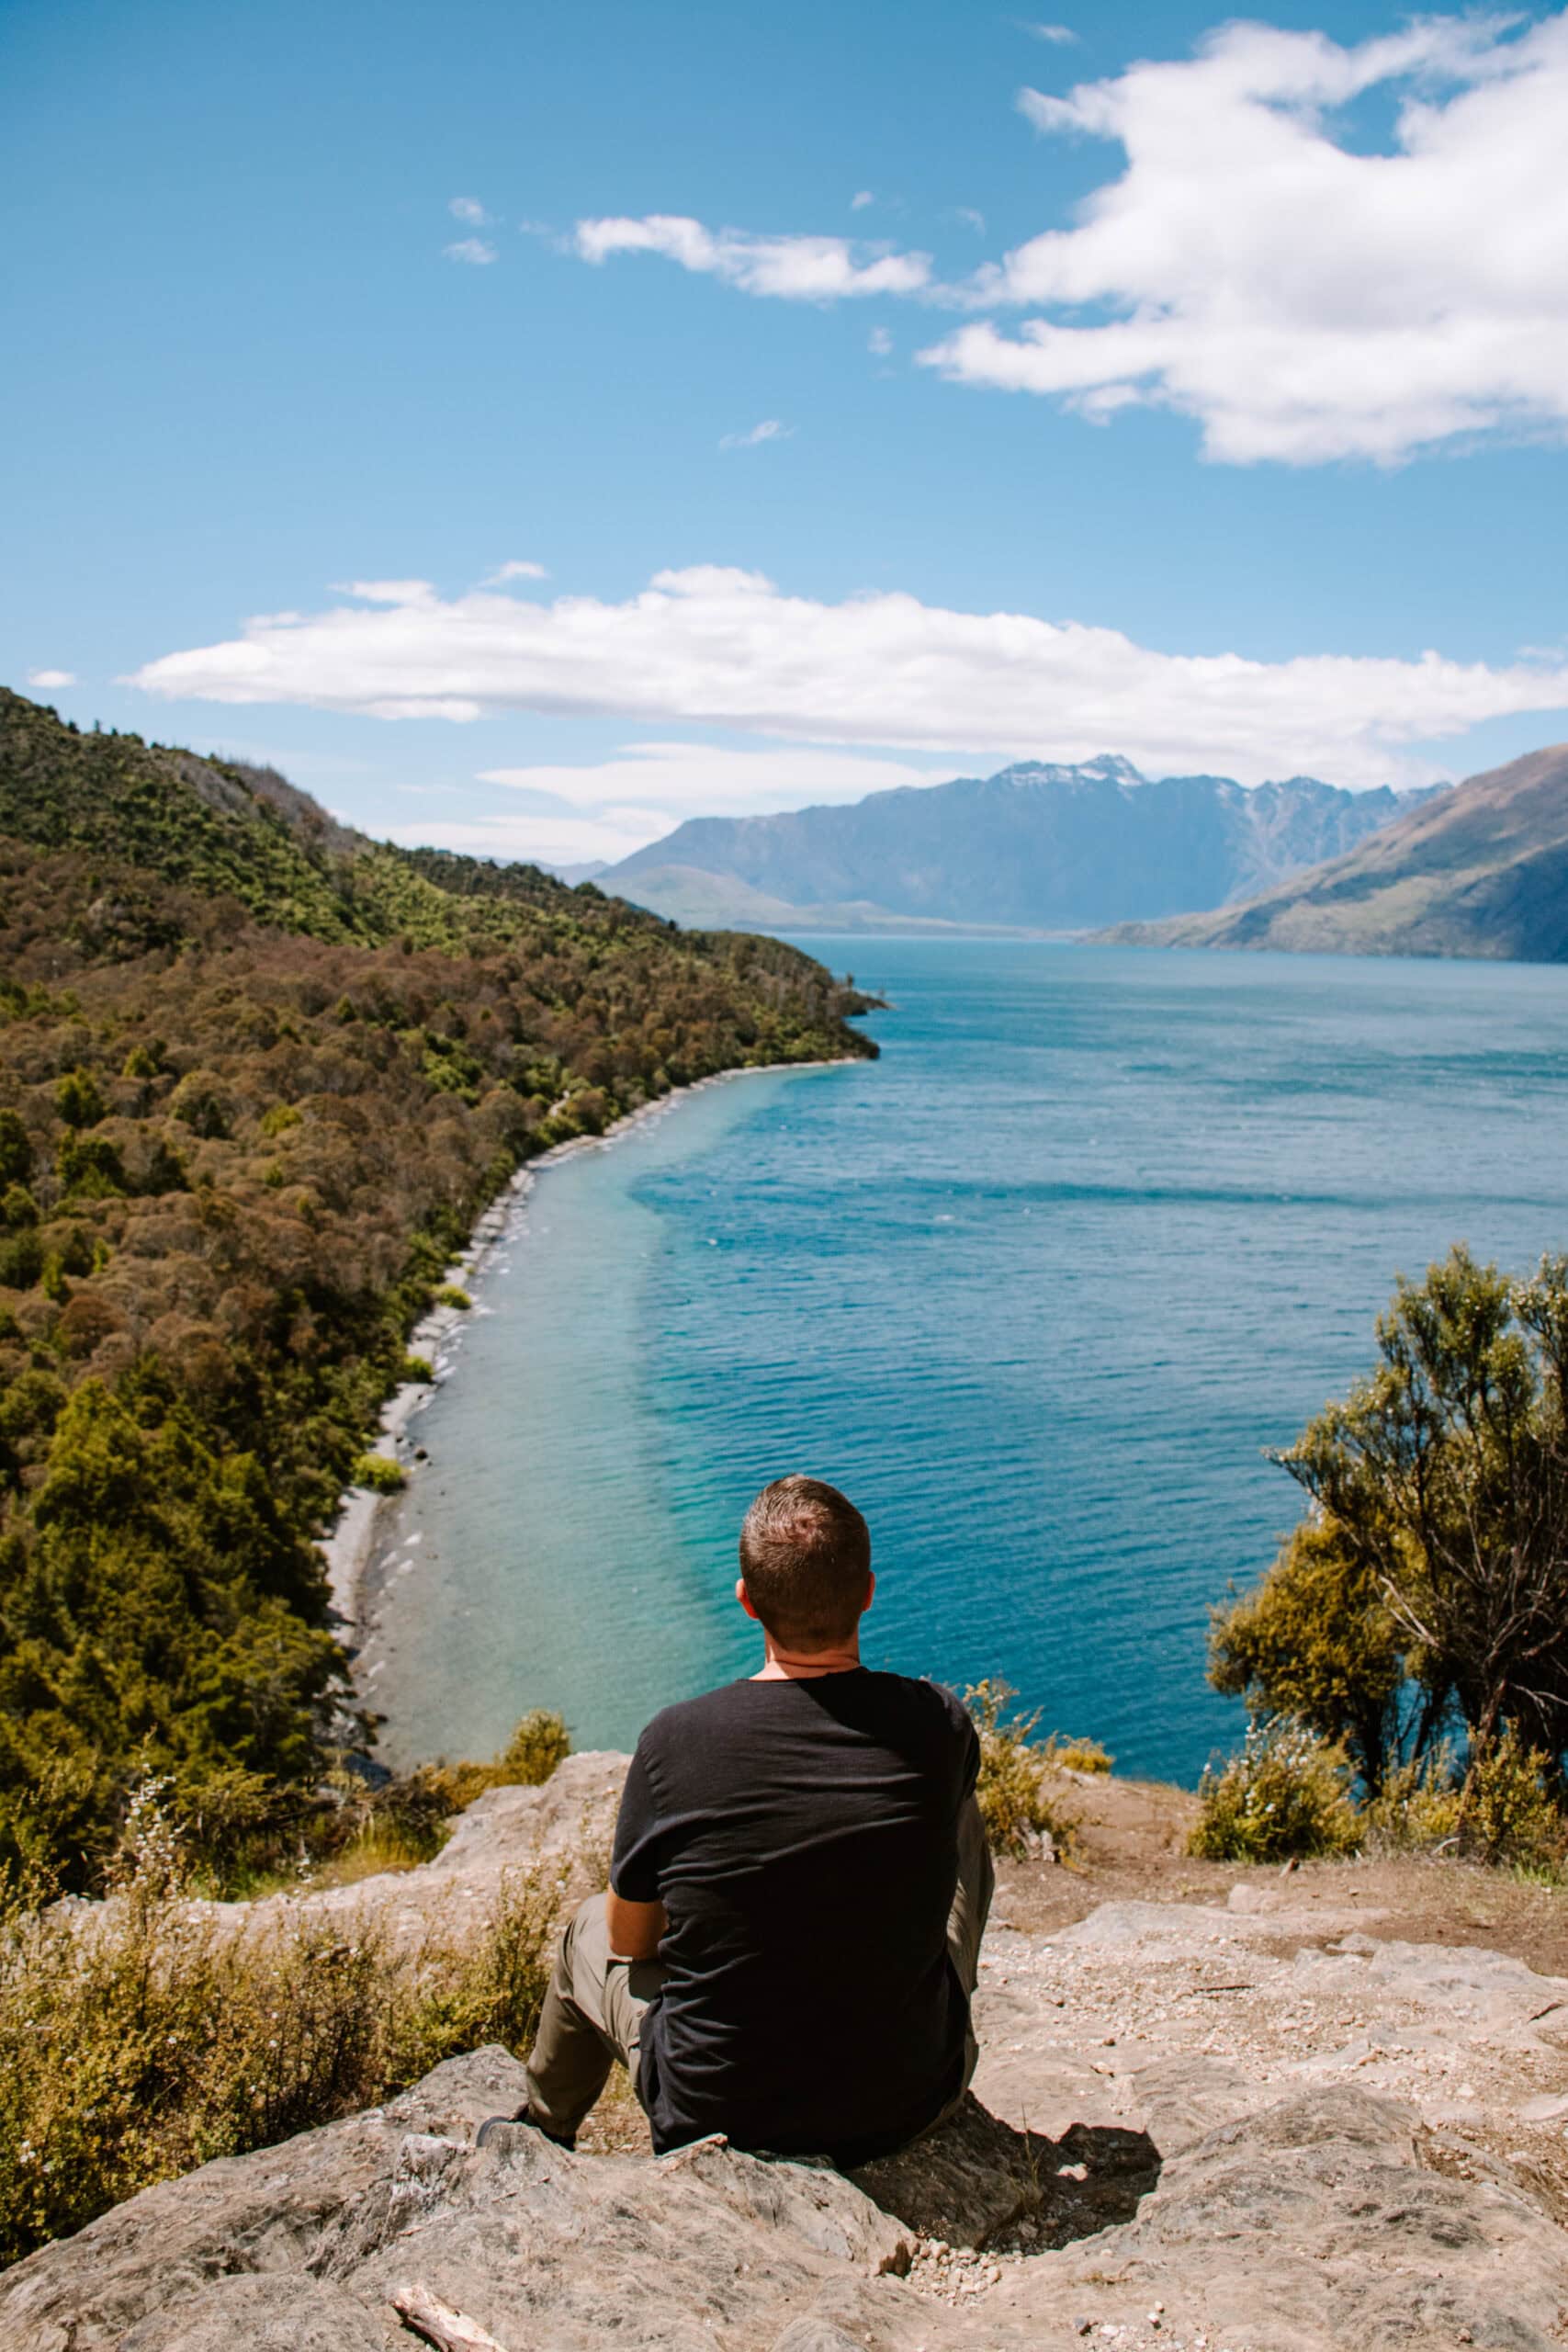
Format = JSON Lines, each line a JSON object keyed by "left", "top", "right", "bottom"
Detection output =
{"left": 398, "top": 742, "right": 946, "bottom": 868}
{"left": 923, "top": 11, "right": 1568, "bottom": 463}
{"left": 573, "top": 11, "right": 1568, "bottom": 464}
{"left": 128, "top": 567, "right": 1568, "bottom": 788}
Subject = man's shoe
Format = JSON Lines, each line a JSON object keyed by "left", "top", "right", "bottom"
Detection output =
{"left": 475, "top": 2106, "right": 576, "bottom": 2153}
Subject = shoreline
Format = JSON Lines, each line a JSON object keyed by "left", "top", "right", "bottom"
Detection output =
{"left": 319, "top": 1054, "right": 862, "bottom": 1647}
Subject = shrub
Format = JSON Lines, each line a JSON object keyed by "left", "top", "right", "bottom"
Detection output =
{"left": 1189, "top": 1715, "right": 1359, "bottom": 1863}
{"left": 434, "top": 1283, "right": 472, "bottom": 1310}
{"left": 493, "top": 1707, "right": 573, "bottom": 1788}
{"left": 0, "top": 1108, "right": 32, "bottom": 1184}
{"left": 420, "top": 1709, "right": 576, "bottom": 1817}
{"left": 1, "top": 1182, "right": 38, "bottom": 1227}
{"left": 401, "top": 1353, "right": 434, "bottom": 1384}
{"left": 0, "top": 1792, "right": 564, "bottom": 2263}
{"left": 0, "top": 1228, "right": 42, "bottom": 1289}
{"left": 965, "top": 1681, "right": 1078, "bottom": 1860}
{"left": 352, "top": 1452, "right": 406, "bottom": 1494}
{"left": 1360, "top": 1746, "right": 1464, "bottom": 1853}
{"left": 1044, "top": 1735, "right": 1113, "bottom": 1774}
{"left": 54, "top": 1068, "right": 106, "bottom": 1130}
{"left": 1461, "top": 1732, "right": 1567, "bottom": 1875}
{"left": 56, "top": 1132, "right": 128, "bottom": 1198}
{"left": 167, "top": 1070, "right": 234, "bottom": 1139}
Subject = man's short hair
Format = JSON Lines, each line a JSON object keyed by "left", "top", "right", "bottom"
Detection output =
{"left": 739, "top": 1475, "right": 872, "bottom": 1652}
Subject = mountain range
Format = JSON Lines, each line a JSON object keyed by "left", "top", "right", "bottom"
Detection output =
{"left": 1104, "top": 742, "right": 1568, "bottom": 963}
{"left": 601, "top": 757, "right": 1438, "bottom": 933}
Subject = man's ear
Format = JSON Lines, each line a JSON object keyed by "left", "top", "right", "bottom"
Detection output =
{"left": 862, "top": 1569, "right": 875, "bottom": 1618}
{"left": 737, "top": 1577, "right": 761, "bottom": 1623}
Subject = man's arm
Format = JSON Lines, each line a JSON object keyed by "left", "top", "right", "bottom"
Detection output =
{"left": 605, "top": 1891, "right": 666, "bottom": 1961}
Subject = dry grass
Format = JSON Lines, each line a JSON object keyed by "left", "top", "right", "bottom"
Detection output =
{"left": 0, "top": 1781, "right": 564, "bottom": 2267}
{"left": 965, "top": 1682, "right": 1083, "bottom": 1861}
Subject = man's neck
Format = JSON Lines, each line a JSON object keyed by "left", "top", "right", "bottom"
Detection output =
{"left": 751, "top": 1639, "right": 863, "bottom": 1681}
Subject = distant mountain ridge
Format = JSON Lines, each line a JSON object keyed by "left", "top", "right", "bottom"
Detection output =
{"left": 1102, "top": 742, "right": 1568, "bottom": 962}
{"left": 603, "top": 757, "right": 1438, "bottom": 932}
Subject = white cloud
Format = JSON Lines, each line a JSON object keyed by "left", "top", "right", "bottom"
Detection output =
{"left": 953, "top": 207, "right": 987, "bottom": 234}
{"left": 484, "top": 559, "right": 550, "bottom": 583}
{"left": 719, "top": 419, "right": 793, "bottom": 450}
{"left": 127, "top": 565, "right": 1568, "bottom": 787}
{"left": 1024, "top": 22, "right": 1078, "bottom": 42}
{"left": 390, "top": 810, "right": 661, "bottom": 867}
{"left": 27, "top": 668, "right": 75, "bottom": 689}
{"left": 445, "top": 237, "right": 498, "bottom": 266}
{"left": 478, "top": 741, "right": 941, "bottom": 818}
{"left": 333, "top": 579, "right": 439, "bottom": 605}
{"left": 399, "top": 742, "right": 949, "bottom": 868}
{"left": 565, "top": 14, "right": 1568, "bottom": 467}
{"left": 573, "top": 213, "right": 932, "bottom": 300}
{"left": 851, "top": 189, "right": 875, "bottom": 210}
{"left": 448, "top": 197, "right": 491, "bottom": 225}
{"left": 919, "top": 12, "right": 1568, "bottom": 463}
{"left": 867, "top": 326, "right": 893, "bottom": 356}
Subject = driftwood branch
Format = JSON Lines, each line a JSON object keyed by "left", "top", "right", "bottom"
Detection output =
{"left": 392, "top": 2283, "right": 511, "bottom": 2352}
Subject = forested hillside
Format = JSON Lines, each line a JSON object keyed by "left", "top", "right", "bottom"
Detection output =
{"left": 0, "top": 690, "right": 875, "bottom": 1885}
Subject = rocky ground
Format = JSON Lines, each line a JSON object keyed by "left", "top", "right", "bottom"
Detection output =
{"left": 6, "top": 1754, "right": 1568, "bottom": 2352}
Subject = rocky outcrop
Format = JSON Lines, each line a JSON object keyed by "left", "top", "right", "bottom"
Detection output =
{"left": 8, "top": 1769, "right": 1568, "bottom": 2351}
{"left": 187, "top": 1751, "right": 628, "bottom": 1948}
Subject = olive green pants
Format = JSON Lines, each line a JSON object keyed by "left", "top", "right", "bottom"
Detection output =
{"left": 523, "top": 1794, "right": 995, "bottom": 2144}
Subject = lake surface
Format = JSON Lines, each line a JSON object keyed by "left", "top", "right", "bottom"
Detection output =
{"left": 359, "top": 941, "right": 1568, "bottom": 1784}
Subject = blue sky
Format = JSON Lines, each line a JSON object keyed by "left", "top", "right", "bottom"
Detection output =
{"left": 4, "top": 0, "right": 1567, "bottom": 866}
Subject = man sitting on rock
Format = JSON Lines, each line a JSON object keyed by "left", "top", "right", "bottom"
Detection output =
{"left": 479, "top": 1473, "right": 992, "bottom": 2168}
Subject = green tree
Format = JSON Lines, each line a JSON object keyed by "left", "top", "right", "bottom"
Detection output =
{"left": 1210, "top": 1520, "right": 1404, "bottom": 1785}
{"left": 1210, "top": 1246, "right": 1568, "bottom": 1788}
{"left": 54, "top": 1069, "right": 107, "bottom": 1130}
{"left": 0, "top": 1110, "right": 32, "bottom": 1186}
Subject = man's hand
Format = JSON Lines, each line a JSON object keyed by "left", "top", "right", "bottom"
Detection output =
{"left": 606, "top": 1891, "right": 666, "bottom": 1962}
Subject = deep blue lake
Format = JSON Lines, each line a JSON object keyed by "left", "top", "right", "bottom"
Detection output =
{"left": 361, "top": 940, "right": 1568, "bottom": 1784}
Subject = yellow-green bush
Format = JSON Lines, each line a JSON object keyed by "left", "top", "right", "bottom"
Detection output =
{"left": 1360, "top": 1746, "right": 1463, "bottom": 1853}
{"left": 1044, "top": 1734, "right": 1113, "bottom": 1775}
{"left": 1189, "top": 1715, "right": 1359, "bottom": 1863}
{"left": 352, "top": 1452, "right": 406, "bottom": 1494}
{"left": 965, "top": 1681, "right": 1078, "bottom": 1861}
{"left": 1462, "top": 1732, "right": 1567, "bottom": 1876}
{"left": 410, "top": 1707, "right": 575, "bottom": 1821}
{"left": 0, "top": 1785, "right": 564, "bottom": 2265}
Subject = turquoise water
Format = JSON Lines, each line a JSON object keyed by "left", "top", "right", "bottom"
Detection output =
{"left": 361, "top": 942, "right": 1568, "bottom": 1784}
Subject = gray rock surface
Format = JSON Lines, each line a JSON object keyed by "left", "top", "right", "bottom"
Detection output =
{"left": 8, "top": 1801, "right": 1568, "bottom": 2352}
{"left": 185, "top": 1751, "right": 628, "bottom": 1949}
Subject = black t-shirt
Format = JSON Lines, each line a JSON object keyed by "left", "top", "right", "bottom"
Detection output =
{"left": 608, "top": 1667, "right": 979, "bottom": 2166}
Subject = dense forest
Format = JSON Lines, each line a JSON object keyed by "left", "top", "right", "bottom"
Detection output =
{"left": 0, "top": 688, "right": 876, "bottom": 1885}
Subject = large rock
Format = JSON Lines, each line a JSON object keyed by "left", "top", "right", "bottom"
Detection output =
{"left": 185, "top": 1751, "right": 629, "bottom": 1948}
{"left": 9, "top": 1890, "right": 1568, "bottom": 2351}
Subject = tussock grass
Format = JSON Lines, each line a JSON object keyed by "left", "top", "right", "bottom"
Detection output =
{"left": 0, "top": 1719, "right": 576, "bottom": 2263}
{"left": 0, "top": 1778, "right": 565, "bottom": 2266}
{"left": 964, "top": 1681, "right": 1085, "bottom": 1861}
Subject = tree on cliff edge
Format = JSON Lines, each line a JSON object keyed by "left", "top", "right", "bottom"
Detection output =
{"left": 1211, "top": 1246, "right": 1568, "bottom": 1789}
